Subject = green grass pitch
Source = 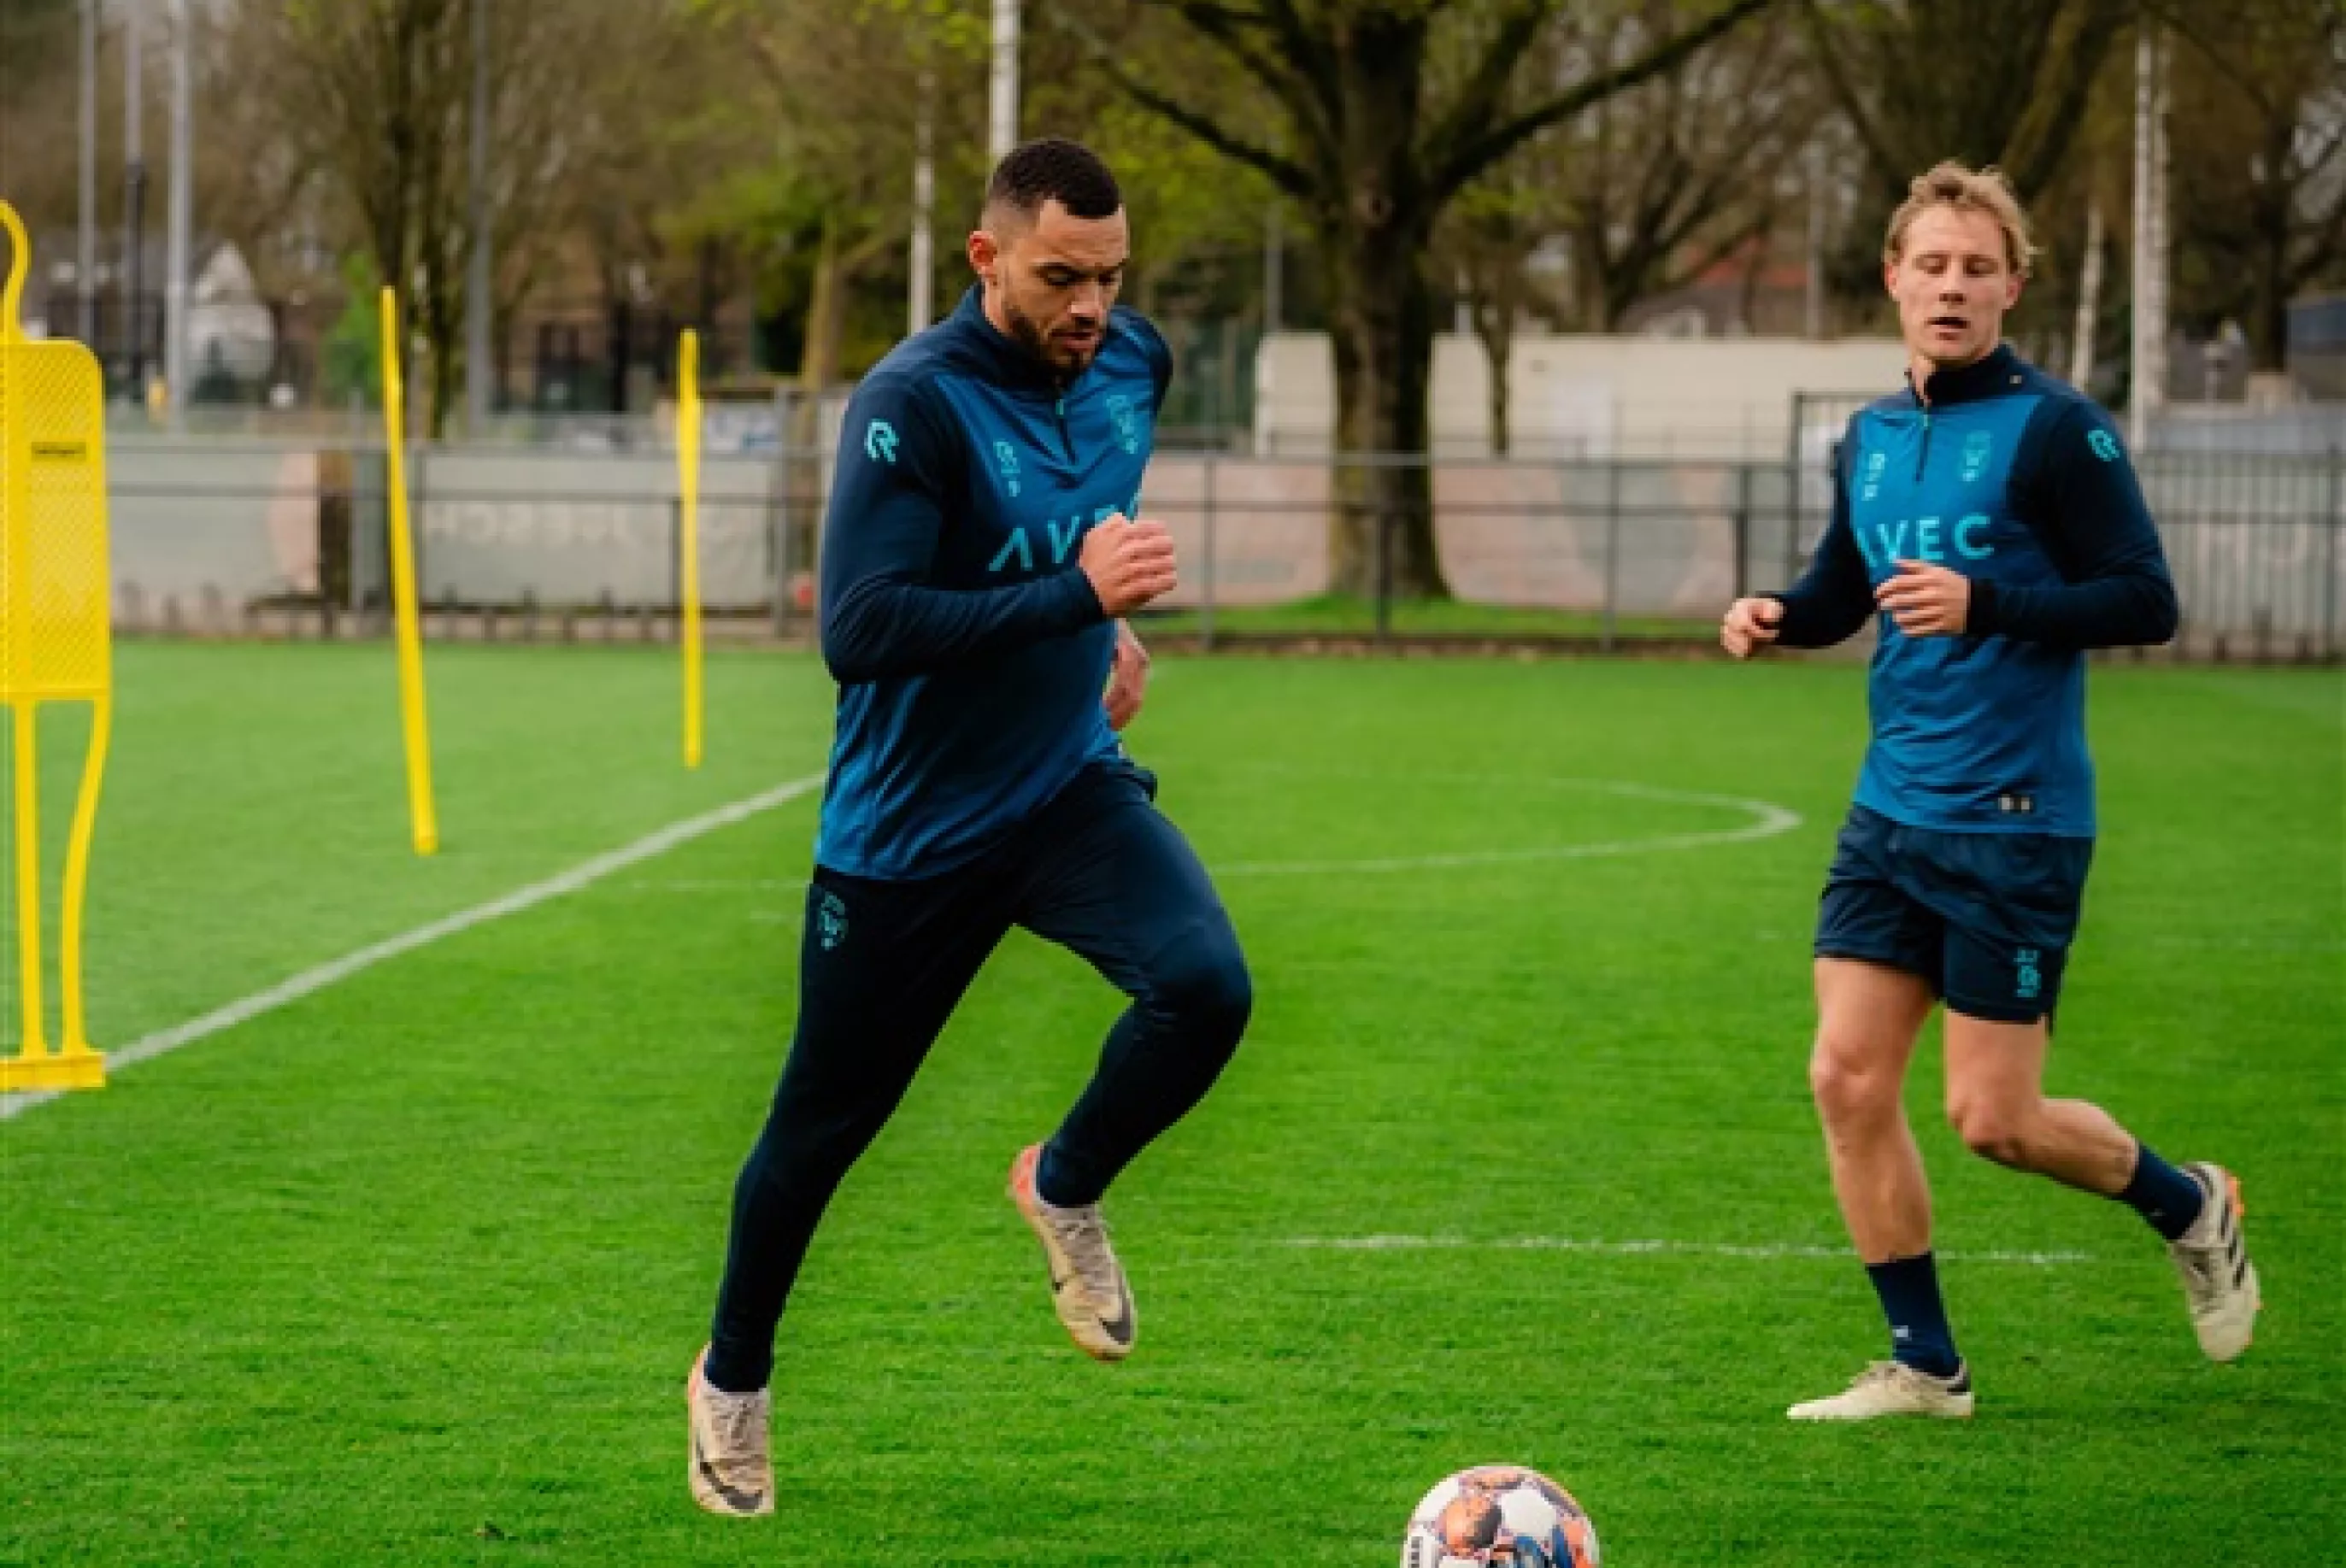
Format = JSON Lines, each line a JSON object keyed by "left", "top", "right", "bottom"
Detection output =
{"left": 2, "top": 643, "right": 2338, "bottom": 1565}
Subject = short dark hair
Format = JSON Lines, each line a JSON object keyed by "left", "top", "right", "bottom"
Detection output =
{"left": 984, "top": 138, "right": 1122, "bottom": 225}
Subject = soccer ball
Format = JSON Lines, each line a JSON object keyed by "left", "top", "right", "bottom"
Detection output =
{"left": 1399, "top": 1465, "right": 1601, "bottom": 1568}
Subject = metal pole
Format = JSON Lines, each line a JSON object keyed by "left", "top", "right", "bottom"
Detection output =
{"left": 767, "top": 385, "right": 791, "bottom": 635}
{"left": 1201, "top": 455, "right": 1219, "bottom": 653}
{"left": 465, "top": 0, "right": 493, "bottom": 432}
{"left": 909, "top": 70, "right": 935, "bottom": 334}
{"left": 124, "top": 0, "right": 145, "bottom": 398}
{"left": 2129, "top": 25, "right": 2168, "bottom": 452}
{"left": 1263, "top": 205, "right": 1283, "bottom": 333}
{"left": 79, "top": 0, "right": 98, "bottom": 342}
{"left": 1803, "top": 141, "right": 1825, "bottom": 340}
{"left": 163, "top": 0, "right": 191, "bottom": 425}
{"left": 1733, "top": 461, "right": 1752, "bottom": 600}
{"left": 1783, "top": 392, "right": 1809, "bottom": 585}
{"left": 988, "top": 0, "right": 1020, "bottom": 165}
{"left": 1602, "top": 457, "right": 1620, "bottom": 654}
{"left": 2325, "top": 445, "right": 2340, "bottom": 661}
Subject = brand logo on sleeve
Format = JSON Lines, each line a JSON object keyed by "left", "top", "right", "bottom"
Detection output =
{"left": 1106, "top": 392, "right": 1143, "bottom": 455}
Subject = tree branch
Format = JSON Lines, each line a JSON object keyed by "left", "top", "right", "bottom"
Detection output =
{"left": 1420, "top": 0, "right": 1553, "bottom": 186}
{"left": 1430, "top": 0, "right": 1776, "bottom": 209}
{"left": 1796, "top": 0, "right": 1902, "bottom": 190}
{"left": 1043, "top": 3, "right": 1315, "bottom": 202}
{"left": 1145, "top": 0, "right": 1339, "bottom": 169}
{"left": 2005, "top": 0, "right": 2128, "bottom": 200}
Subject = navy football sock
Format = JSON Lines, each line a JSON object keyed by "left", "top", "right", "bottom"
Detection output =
{"left": 2119, "top": 1142, "right": 2206, "bottom": 1242}
{"left": 1866, "top": 1253, "right": 1963, "bottom": 1378}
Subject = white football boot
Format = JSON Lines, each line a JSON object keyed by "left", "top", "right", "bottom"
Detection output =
{"left": 2168, "top": 1161, "right": 2260, "bottom": 1362}
{"left": 1788, "top": 1360, "right": 1975, "bottom": 1422}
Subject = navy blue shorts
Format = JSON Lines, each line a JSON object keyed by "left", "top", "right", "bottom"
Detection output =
{"left": 1815, "top": 804, "right": 2094, "bottom": 1024}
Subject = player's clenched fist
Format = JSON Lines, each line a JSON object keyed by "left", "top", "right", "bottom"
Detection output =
{"left": 1720, "top": 596, "right": 1784, "bottom": 659}
{"left": 1079, "top": 514, "right": 1179, "bottom": 617}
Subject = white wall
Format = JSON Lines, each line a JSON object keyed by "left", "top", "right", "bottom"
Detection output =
{"left": 1255, "top": 331, "right": 1911, "bottom": 460}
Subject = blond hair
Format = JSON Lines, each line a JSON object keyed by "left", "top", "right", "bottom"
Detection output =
{"left": 1883, "top": 161, "right": 2037, "bottom": 278}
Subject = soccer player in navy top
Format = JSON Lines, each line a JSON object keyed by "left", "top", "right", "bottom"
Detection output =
{"left": 686, "top": 140, "right": 1252, "bottom": 1512}
{"left": 1721, "top": 163, "right": 2258, "bottom": 1422}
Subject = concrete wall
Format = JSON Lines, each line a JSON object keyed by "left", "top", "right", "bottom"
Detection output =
{"left": 1254, "top": 331, "right": 1911, "bottom": 459}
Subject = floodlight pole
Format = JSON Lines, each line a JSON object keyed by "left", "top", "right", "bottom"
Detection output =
{"left": 466, "top": 0, "right": 493, "bottom": 433}
{"left": 910, "top": 68, "right": 935, "bottom": 335}
{"left": 124, "top": 0, "right": 146, "bottom": 398}
{"left": 79, "top": 0, "right": 98, "bottom": 341}
{"left": 988, "top": 0, "right": 1019, "bottom": 165}
{"left": 163, "top": 0, "right": 191, "bottom": 426}
{"left": 2128, "top": 24, "right": 2169, "bottom": 452}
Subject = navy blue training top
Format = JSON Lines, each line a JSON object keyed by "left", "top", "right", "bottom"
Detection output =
{"left": 814, "top": 285, "right": 1173, "bottom": 879}
{"left": 1771, "top": 345, "right": 2178, "bottom": 837}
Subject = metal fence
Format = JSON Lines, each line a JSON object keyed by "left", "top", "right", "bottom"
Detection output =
{"left": 91, "top": 432, "right": 2346, "bottom": 662}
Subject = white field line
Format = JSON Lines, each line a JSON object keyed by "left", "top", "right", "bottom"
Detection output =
{"left": 0, "top": 774, "right": 827, "bottom": 1123}
{"left": 1279, "top": 1236, "right": 2096, "bottom": 1266}
{"left": 1217, "top": 782, "right": 1801, "bottom": 877}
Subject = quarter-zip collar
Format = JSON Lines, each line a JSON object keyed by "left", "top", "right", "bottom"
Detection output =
{"left": 1904, "top": 343, "right": 2022, "bottom": 408}
{"left": 948, "top": 284, "right": 1093, "bottom": 396}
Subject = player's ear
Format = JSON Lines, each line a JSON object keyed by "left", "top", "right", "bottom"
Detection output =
{"left": 967, "top": 228, "right": 1000, "bottom": 284}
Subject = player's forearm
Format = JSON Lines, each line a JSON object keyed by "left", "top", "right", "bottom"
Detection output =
{"left": 820, "top": 572, "right": 1105, "bottom": 684}
{"left": 1967, "top": 569, "right": 2178, "bottom": 649}
{"left": 1768, "top": 583, "right": 1875, "bottom": 649}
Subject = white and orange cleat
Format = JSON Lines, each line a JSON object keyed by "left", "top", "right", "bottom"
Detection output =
{"left": 1008, "top": 1143, "right": 1138, "bottom": 1361}
{"left": 2169, "top": 1162, "right": 2260, "bottom": 1362}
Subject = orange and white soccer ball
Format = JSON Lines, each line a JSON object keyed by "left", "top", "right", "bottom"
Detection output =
{"left": 1399, "top": 1465, "right": 1601, "bottom": 1568}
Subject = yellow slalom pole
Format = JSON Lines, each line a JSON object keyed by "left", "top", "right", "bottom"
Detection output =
{"left": 10, "top": 700, "right": 48, "bottom": 1063}
{"left": 58, "top": 692, "right": 112, "bottom": 1057}
{"left": 379, "top": 288, "right": 439, "bottom": 854}
{"left": 679, "top": 329, "right": 704, "bottom": 769}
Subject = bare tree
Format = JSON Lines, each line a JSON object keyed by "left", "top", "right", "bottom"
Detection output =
{"left": 1799, "top": 0, "right": 2131, "bottom": 309}
{"left": 1052, "top": 0, "right": 1775, "bottom": 598}
{"left": 254, "top": 0, "right": 472, "bottom": 434}
{"left": 1552, "top": 4, "right": 1814, "bottom": 332}
{"left": 2160, "top": 0, "right": 2346, "bottom": 376}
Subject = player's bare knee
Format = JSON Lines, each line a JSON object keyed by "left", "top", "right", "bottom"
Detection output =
{"left": 1808, "top": 1038, "right": 1901, "bottom": 1125}
{"left": 1949, "top": 1097, "right": 2033, "bottom": 1169}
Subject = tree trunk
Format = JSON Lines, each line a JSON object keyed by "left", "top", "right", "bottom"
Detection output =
{"left": 2249, "top": 166, "right": 2291, "bottom": 374}
{"left": 2068, "top": 201, "right": 2103, "bottom": 388}
{"left": 799, "top": 212, "right": 846, "bottom": 391}
{"left": 1326, "top": 229, "right": 1447, "bottom": 599}
{"left": 421, "top": 281, "right": 462, "bottom": 437}
{"left": 1317, "top": 12, "right": 1450, "bottom": 600}
{"left": 1472, "top": 272, "right": 1517, "bottom": 457}
{"left": 798, "top": 214, "right": 898, "bottom": 393}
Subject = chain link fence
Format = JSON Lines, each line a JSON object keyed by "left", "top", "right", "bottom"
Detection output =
{"left": 95, "top": 420, "right": 2345, "bottom": 662}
